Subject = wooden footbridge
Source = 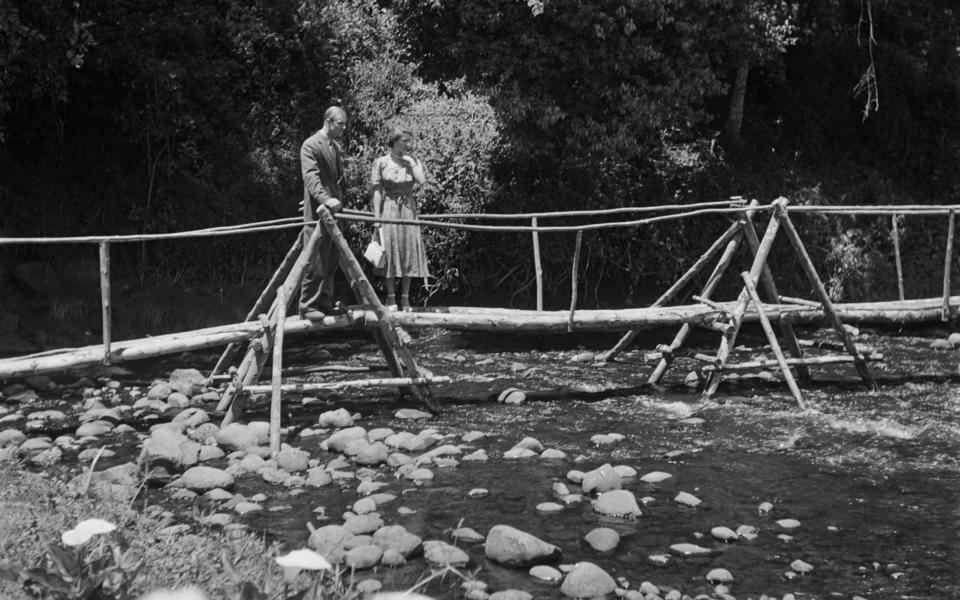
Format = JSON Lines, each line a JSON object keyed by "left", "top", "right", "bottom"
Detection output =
{"left": 2, "top": 197, "right": 959, "bottom": 451}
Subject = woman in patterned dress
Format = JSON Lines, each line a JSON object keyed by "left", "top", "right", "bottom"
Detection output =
{"left": 370, "top": 129, "right": 429, "bottom": 311}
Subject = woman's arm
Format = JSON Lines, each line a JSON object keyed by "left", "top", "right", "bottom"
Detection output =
{"left": 408, "top": 155, "right": 427, "bottom": 185}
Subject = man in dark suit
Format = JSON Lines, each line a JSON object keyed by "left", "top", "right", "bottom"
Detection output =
{"left": 299, "top": 106, "right": 348, "bottom": 320}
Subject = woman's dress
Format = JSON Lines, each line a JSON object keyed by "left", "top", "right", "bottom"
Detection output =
{"left": 371, "top": 155, "right": 430, "bottom": 278}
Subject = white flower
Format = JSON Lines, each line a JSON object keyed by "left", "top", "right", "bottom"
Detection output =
{"left": 60, "top": 518, "right": 116, "bottom": 547}
{"left": 138, "top": 586, "right": 208, "bottom": 600}
{"left": 275, "top": 548, "right": 331, "bottom": 582}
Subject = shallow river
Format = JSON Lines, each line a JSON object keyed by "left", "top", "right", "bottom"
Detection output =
{"left": 14, "top": 324, "right": 960, "bottom": 598}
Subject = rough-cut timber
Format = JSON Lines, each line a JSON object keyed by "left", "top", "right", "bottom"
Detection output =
{"left": 1, "top": 297, "right": 959, "bottom": 379}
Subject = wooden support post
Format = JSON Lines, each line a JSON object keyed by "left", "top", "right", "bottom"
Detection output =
{"left": 943, "top": 209, "right": 955, "bottom": 321}
{"left": 211, "top": 234, "right": 302, "bottom": 378}
{"left": 269, "top": 289, "right": 286, "bottom": 456}
{"left": 602, "top": 219, "right": 742, "bottom": 362}
{"left": 532, "top": 217, "right": 543, "bottom": 311}
{"left": 647, "top": 224, "right": 743, "bottom": 383}
{"left": 217, "top": 224, "right": 324, "bottom": 422}
{"left": 777, "top": 205, "right": 876, "bottom": 390}
{"left": 568, "top": 230, "right": 583, "bottom": 333}
{"left": 891, "top": 215, "right": 905, "bottom": 301}
{"left": 703, "top": 203, "right": 785, "bottom": 399}
{"left": 98, "top": 241, "right": 112, "bottom": 365}
{"left": 740, "top": 271, "right": 806, "bottom": 409}
{"left": 316, "top": 206, "right": 438, "bottom": 411}
{"left": 739, "top": 202, "right": 809, "bottom": 381}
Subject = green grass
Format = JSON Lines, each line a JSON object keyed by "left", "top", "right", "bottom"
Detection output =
{"left": 0, "top": 464, "right": 276, "bottom": 599}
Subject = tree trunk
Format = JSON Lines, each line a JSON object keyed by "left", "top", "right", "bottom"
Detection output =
{"left": 724, "top": 56, "right": 750, "bottom": 149}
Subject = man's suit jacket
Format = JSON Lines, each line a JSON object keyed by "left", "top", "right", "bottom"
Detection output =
{"left": 300, "top": 130, "right": 344, "bottom": 222}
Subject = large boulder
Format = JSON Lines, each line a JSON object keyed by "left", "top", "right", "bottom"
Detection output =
{"left": 322, "top": 427, "right": 367, "bottom": 453}
{"left": 560, "top": 562, "right": 616, "bottom": 598}
{"left": 169, "top": 368, "right": 206, "bottom": 397}
{"left": 580, "top": 463, "right": 621, "bottom": 495}
{"left": 177, "top": 466, "right": 234, "bottom": 491}
{"left": 141, "top": 427, "right": 201, "bottom": 467}
{"left": 592, "top": 490, "right": 642, "bottom": 518}
{"left": 216, "top": 423, "right": 260, "bottom": 450}
{"left": 276, "top": 447, "right": 310, "bottom": 472}
{"left": 372, "top": 525, "right": 422, "bottom": 557}
{"left": 308, "top": 525, "right": 353, "bottom": 563}
{"left": 484, "top": 525, "right": 561, "bottom": 567}
{"left": 423, "top": 540, "right": 469, "bottom": 567}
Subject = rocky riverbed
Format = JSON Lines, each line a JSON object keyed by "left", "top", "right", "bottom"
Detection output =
{"left": 2, "top": 325, "right": 960, "bottom": 599}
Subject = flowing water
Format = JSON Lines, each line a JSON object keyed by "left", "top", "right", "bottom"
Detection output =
{"left": 8, "top": 324, "right": 960, "bottom": 599}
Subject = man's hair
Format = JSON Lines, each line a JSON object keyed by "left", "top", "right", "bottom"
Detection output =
{"left": 324, "top": 106, "right": 346, "bottom": 123}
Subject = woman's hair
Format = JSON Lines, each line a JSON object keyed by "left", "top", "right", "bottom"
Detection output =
{"left": 386, "top": 128, "right": 412, "bottom": 148}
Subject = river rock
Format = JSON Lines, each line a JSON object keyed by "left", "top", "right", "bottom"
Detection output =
{"left": 345, "top": 513, "right": 384, "bottom": 535}
{"left": 322, "top": 426, "right": 368, "bottom": 453}
{"left": 560, "top": 562, "right": 616, "bottom": 598}
{"left": 345, "top": 544, "right": 382, "bottom": 569}
{"left": 373, "top": 525, "right": 422, "bottom": 557}
{"left": 790, "top": 559, "right": 813, "bottom": 573}
{"left": 147, "top": 382, "right": 173, "bottom": 401}
{"left": 711, "top": 526, "right": 738, "bottom": 542}
{"left": 504, "top": 447, "right": 537, "bottom": 459}
{"left": 590, "top": 433, "right": 625, "bottom": 446}
{"left": 142, "top": 428, "right": 201, "bottom": 467}
{"left": 513, "top": 436, "right": 544, "bottom": 452}
{"left": 353, "top": 497, "right": 377, "bottom": 514}
{"left": 706, "top": 568, "right": 733, "bottom": 584}
{"left": 581, "top": 463, "right": 622, "bottom": 494}
{"left": 355, "top": 441, "right": 390, "bottom": 465}
{"left": 536, "top": 502, "right": 564, "bottom": 513}
{"left": 490, "top": 591, "right": 531, "bottom": 600}
{"left": 198, "top": 446, "right": 224, "bottom": 462}
{"left": 29, "top": 446, "right": 62, "bottom": 466}
{"left": 592, "top": 490, "right": 641, "bottom": 518}
{"left": 640, "top": 471, "right": 673, "bottom": 484}
{"left": 74, "top": 420, "right": 113, "bottom": 437}
{"left": 669, "top": 543, "right": 712, "bottom": 556}
{"left": 395, "top": 408, "right": 432, "bottom": 420}
{"left": 674, "top": 491, "right": 702, "bottom": 507}
{"left": 452, "top": 527, "right": 485, "bottom": 543}
{"left": 777, "top": 518, "right": 802, "bottom": 529}
{"left": 408, "top": 468, "right": 434, "bottom": 482}
{"left": 736, "top": 524, "right": 758, "bottom": 540}
{"left": 0, "top": 429, "right": 26, "bottom": 447}
{"left": 530, "top": 565, "right": 563, "bottom": 583}
{"left": 178, "top": 466, "right": 234, "bottom": 491}
{"left": 17, "top": 437, "right": 52, "bottom": 453}
{"left": 462, "top": 431, "right": 486, "bottom": 443}
{"left": 79, "top": 448, "right": 115, "bottom": 462}
{"left": 188, "top": 423, "right": 218, "bottom": 444}
{"left": 423, "top": 540, "right": 469, "bottom": 567}
{"left": 276, "top": 447, "right": 310, "bottom": 472}
{"left": 613, "top": 465, "right": 637, "bottom": 478}
{"left": 166, "top": 392, "right": 190, "bottom": 408}
{"left": 468, "top": 488, "right": 489, "bottom": 498}
{"left": 308, "top": 524, "right": 352, "bottom": 563}
{"left": 584, "top": 527, "right": 620, "bottom": 552}
{"left": 216, "top": 423, "right": 260, "bottom": 450}
{"left": 168, "top": 368, "right": 206, "bottom": 396}
{"left": 462, "top": 449, "right": 489, "bottom": 461}
{"left": 318, "top": 408, "right": 354, "bottom": 428}
{"left": 173, "top": 408, "right": 210, "bottom": 428}
{"left": 930, "top": 339, "right": 952, "bottom": 350}
{"left": 484, "top": 525, "right": 561, "bottom": 566}
{"left": 540, "top": 449, "right": 567, "bottom": 459}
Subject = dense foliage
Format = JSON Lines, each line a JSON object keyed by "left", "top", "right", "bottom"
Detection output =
{"left": 1, "top": 0, "right": 958, "bottom": 341}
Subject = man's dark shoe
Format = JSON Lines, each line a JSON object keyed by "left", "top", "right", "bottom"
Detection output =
{"left": 300, "top": 309, "right": 326, "bottom": 321}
